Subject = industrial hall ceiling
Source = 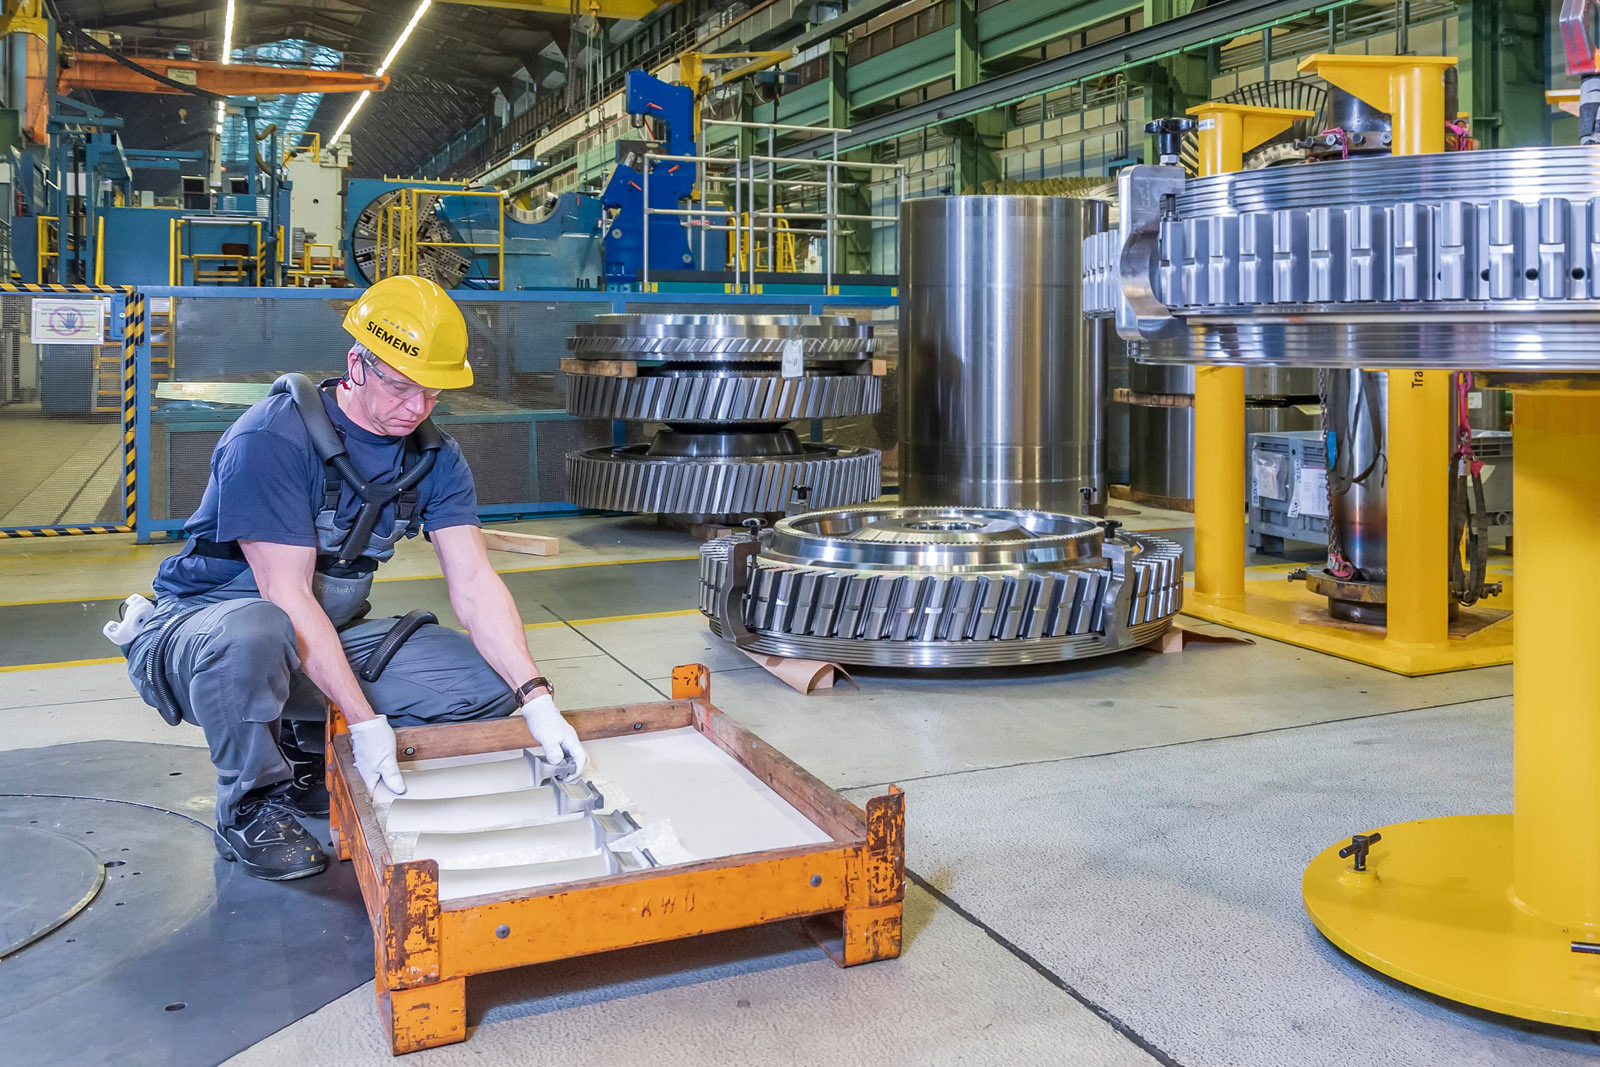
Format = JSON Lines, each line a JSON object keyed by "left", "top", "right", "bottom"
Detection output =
{"left": 48, "top": 1, "right": 584, "bottom": 179}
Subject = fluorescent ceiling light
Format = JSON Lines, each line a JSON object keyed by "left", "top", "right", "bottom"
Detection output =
{"left": 329, "top": 0, "right": 430, "bottom": 144}
{"left": 331, "top": 89, "right": 372, "bottom": 144}
{"left": 377, "top": 0, "right": 432, "bottom": 76}
{"left": 215, "top": 0, "right": 235, "bottom": 133}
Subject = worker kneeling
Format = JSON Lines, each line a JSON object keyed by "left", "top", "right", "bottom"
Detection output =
{"left": 114, "top": 276, "right": 585, "bottom": 882}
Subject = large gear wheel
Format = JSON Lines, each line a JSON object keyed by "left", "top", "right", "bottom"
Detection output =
{"left": 563, "top": 313, "right": 885, "bottom": 518}
{"left": 565, "top": 372, "right": 882, "bottom": 421}
{"left": 567, "top": 444, "right": 880, "bottom": 516}
{"left": 568, "top": 314, "right": 877, "bottom": 361}
{"left": 349, "top": 189, "right": 467, "bottom": 288}
{"left": 699, "top": 507, "right": 1184, "bottom": 667}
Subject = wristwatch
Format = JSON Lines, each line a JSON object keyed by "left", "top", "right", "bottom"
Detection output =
{"left": 515, "top": 675, "right": 555, "bottom": 703}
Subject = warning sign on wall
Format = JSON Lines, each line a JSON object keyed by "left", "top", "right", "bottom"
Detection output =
{"left": 30, "top": 298, "right": 107, "bottom": 345}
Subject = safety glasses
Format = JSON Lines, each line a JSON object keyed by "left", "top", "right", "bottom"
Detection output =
{"left": 361, "top": 353, "right": 443, "bottom": 401}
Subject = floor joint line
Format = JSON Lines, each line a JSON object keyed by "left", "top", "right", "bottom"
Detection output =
{"left": 907, "top": 869, "right": 1187, "bottom": 1067}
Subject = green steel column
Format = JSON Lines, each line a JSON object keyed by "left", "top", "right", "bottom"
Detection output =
{"left": 1457, "top": 0, "right": 1548, "bottom": 149}
{"left": 1131, "top": 0, "right": 1209, "bottom": 161}
{"left": 827, "top": 35, "right": 871, "bottom": 274}
{"left": 950, "top": 0, "right": 1000, "bottom": 193}
{"left": 828, "top": 36, "right": 849, "bottom": 130}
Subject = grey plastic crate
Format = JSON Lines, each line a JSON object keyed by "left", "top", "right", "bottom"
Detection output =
{"left": 1248, "top": 431, "right": 1327, "bottom": 553}
{"left": 1246, "top": 429, "right": 1513, "bottom": 555}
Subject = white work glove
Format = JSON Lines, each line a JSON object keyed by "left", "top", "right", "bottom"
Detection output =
{"left": 349, "top": 716, "right": 406, "bottom": 795}
{"left": 519, "top": 694, "right": 587, "bottom": 778}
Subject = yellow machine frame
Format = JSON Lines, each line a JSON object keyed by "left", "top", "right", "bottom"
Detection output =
{"left": 372, "top": 187, "right": 505, "bottom": 291}
{"left": 1179, "top": 55, "right": 1513, "bottom": 676}
{"left": 1298, "top": 54, "right": 1600, "bottom": 1033}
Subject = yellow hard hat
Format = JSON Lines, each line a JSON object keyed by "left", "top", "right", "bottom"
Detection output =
{"left": 342, "top": 275, "right": 472, "bottom": 390}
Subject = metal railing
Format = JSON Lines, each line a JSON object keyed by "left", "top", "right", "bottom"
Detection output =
{"left": 641, "top": 118, "right": 905, "bottom": 291}
{"left": 371, "top": 187, "right": 506, "bottom": 291}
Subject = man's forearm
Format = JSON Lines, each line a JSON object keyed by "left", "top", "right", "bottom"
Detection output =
{"left": 273, "top": 592, "right": 379, "bottom": 723}
{"left": 451, "top": 574, "right": 541, "bottom": 695}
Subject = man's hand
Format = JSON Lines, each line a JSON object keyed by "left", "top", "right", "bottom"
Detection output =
{"left": 349, "top": 717, "right": 406, "bottom": 793}
{"left": 519, "top": 694, "right": 587, "bottom": 777}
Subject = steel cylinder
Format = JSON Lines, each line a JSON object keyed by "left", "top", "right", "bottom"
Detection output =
{"left": 898, "top": 196, "right": 1108, "bottom": 512}
{"left": 1322, "top": 369, "right": 1389, "bottom": 621}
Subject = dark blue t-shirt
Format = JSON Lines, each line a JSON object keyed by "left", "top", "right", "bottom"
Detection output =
{"left": 153, "top": 384, "right": 479, "bottom": 600}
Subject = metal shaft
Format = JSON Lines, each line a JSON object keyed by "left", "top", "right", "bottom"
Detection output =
{"left": 898, "top": 196, "right": 1107, "bottom": 512}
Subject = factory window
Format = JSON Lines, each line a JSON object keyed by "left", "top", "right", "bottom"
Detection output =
{"left": 218, "top": 39, "right": 343, "bottom": 174}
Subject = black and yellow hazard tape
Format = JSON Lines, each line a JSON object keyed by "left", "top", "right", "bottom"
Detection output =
{"left": 0, "top": 283, "right": 138, "bottom": 539}
{"left": 121, "top": 291, "right": 144, "bottom": 527}
{"left": 0, "top": 524, "right": 133, "bottom": 539}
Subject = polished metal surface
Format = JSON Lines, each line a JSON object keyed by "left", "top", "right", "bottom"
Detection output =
{"left": 899, "top": 196, "right": 1109, "bottom": 511}
{"left": 1167, "top": 309, "right": 1600, "bottom": 369}
{"left": 565, "top": 371, "right": 882, "bottom": 421}
{"left": 1171, "top": 144, "right": 1600, "bottom": 217}
{"left": 647, "top": 428, "right": 803, "bottom": 459}
{"left": 1085, "top": 148, "right": 1600, "bottom": 370}
{"left": 1128, "top": 362, "right": 1194, "bottom": 395}
{"left": 762, "top": 507, "right": 1105, "bottom": 571}
{"left": 1322, "top": 371, "right": 1389, "bottom": 614}
{"left": 1245, "top": 405, "right": 1321, "bottom": 434}
{"left": 351, "top": 189, "right": 467, "bottom": 288}
{"left": 1126, "top": 363, "right": 1317, "bottom": 398}
{"left": 566, "top": 444, "right": 880, "bottom": 516}
{"left": 1107, "top": 337, "right": 1130, "bottom": 485}
{"left": 563, "top": 312, "right": 883, "bottom": 516}
{"left": 568, "top": 314, "right": 876, "bottom": 361}
{"left": 699, "top": 506, "right": 1184, "bottom": 667}
{"left": 1129, "top": 405, "right": 1194, "bottom": 502}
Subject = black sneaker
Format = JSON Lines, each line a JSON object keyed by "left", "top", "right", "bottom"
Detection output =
{"left": 214, "top": 789, "right": 328, "bottom": 881}
{"left": 279, "top": 732, "right": 330, "bottom": 818}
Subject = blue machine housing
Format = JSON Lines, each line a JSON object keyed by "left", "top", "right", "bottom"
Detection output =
{"left": 343, "top": 178, "right": 604, "bottom": 290}
{"left": 440, "top": 190, "right": 604, "bottom": 290}
{"left": 601, "top": 69, "right": 699, "bottom": 284}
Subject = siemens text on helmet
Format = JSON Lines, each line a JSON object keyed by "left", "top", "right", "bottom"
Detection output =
{"left": 365, "top": 319, "right": 421, "bottom": 358}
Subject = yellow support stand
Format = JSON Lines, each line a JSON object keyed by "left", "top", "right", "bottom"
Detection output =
{"left": 1306, "top": 55, "right": 1456, "bottom": 648}
{"left": 1185, "top": 104, "right": 1313, "bottom": 603}
{"left": 1177, "top": 56, "right": 1513, "bottom": 675}
{"left": 1304, "top": 387, "right": 1600, "bottom": 1028}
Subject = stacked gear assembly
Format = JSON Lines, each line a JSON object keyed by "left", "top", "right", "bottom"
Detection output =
{"left": 1085, "top": 49, "right": 1600, "bottom": 1034}
{"left": 563, "top": 313, "right": 883, "bottom": 519}
{"left": 698, "top": 506, "right": 1183, "bottom": 667}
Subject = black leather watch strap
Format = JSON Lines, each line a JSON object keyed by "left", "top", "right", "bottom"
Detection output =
{"left": 515, "top": 675, "right": 555, "bottom": 702}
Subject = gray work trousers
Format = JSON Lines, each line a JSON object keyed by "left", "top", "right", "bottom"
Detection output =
{"left": 126, "top": 598, "right": 518, "bottom": 825}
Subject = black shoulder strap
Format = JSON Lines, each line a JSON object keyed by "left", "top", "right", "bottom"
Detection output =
{"left": 397, "top": 433, "right": 423, "bottom": 524}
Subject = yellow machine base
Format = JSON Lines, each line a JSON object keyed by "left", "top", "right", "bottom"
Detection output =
{"left": 1304, "top": 814, "right": 1600, "bottom": 1031}
{"left": 1181, "top": 567, "right": 1514, "bottom": 676}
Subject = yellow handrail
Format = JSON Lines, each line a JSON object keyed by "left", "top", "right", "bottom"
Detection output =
{"left": 36, "top": 214, "right": 58, "bottom": 282}
{"left": 282, "top": 131, "right": 321, "bottom": 164}
{"left": 374, "top": 187, "right": 505, "bottom": 290}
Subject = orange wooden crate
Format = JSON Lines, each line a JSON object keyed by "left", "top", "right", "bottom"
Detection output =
{"left": 327, "top": 663, "right": 905, "bottom": 1055}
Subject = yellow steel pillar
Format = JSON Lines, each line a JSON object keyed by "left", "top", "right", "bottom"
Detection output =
{"left": 1299, "top": 55, "right": 1457, "bottom": 647}
{"left": 1185, "top": 103, "right": 1312, "bottom": 600}
{"left": 1511, "top": 389, "right": 1600, "bottom": 930}
{"left": 1303, "top": 387, "right": 1600, "bottom": 1027}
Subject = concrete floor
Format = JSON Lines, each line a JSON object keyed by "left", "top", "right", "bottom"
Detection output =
{"left": 1, "top": 508, "right": 1587, "bottom": 1067}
